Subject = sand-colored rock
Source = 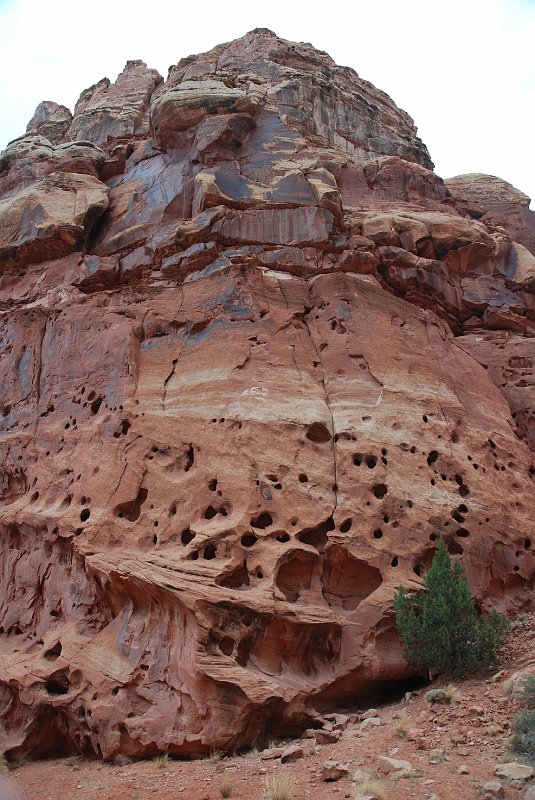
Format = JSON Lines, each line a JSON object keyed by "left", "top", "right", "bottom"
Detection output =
{"left": 66, "top": 60, "right": 163, "bottom": 145}
{"left": 26, "top": 100, "right": 73, "bottom": 145}
{"left": 0, "top": 28, "right": 534, "bottom": 762}
{"left": 0, "top": 172, "right": 109, "bottom": 268}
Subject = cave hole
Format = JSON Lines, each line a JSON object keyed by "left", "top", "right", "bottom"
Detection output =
{"left": 241, "top": 533, "right": 258, "bottom": 547}
{"left": 427, "top": 451, "right": 439, "bottom": 466}
{"left": 306, "top": 422, "right": 331, "bottom": 443}
{"left": 181, "top": 528, "right": 195, "bottom": 545}
{"left": 339, "top": 518, "right": 352, "bottom": 533}
{"left": 251, "top": 512, "right": 273, "bottom": 529}
{"left": 203, "top": 544, "right": 217, "bottom": 560}
{"left": 372, "top": 483, "right": 388, "bottom": 499}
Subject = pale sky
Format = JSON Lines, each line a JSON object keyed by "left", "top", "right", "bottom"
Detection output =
{"left": 0, "top": 0, "right": 534, "bottom": 203}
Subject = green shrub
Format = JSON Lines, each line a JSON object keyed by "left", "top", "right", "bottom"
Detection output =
{"left": 517, "top": 675, "right": 535, "bottom": 709}
{"left": 394, "top": 539, "right": 509, "bottom": 678}
{"left": 511, "top": 708, "right": 535, "bottom": 757}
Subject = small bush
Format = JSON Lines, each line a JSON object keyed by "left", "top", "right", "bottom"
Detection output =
{"left": 394, "top": 539, "right": 509, "bottom": 677}
{"left": 444, "top": 683, "right": 462, "bottom": 703}
{"left": 510, "top": 707, "right": 535, "bottom": 757}
{"left": 262, "top": 774, "right": 293, "bottom": 800}
{"left": 426, "top": 688, "right": 448, "bottom": 704}
{"left": 353, "top": 779, "right": 386, "bottom": 799}
{"left": 517, "top": 675, "right": 535, "bottom": 708}
{"left": 219, "top": 779, "right": 233, "bottom": 798}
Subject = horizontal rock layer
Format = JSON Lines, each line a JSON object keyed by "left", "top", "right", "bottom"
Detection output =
{"left": 0, "top": 27, "right": 533, "bottom": 762}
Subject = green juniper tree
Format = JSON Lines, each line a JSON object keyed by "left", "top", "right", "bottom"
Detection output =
{"left": 394, "top": 538, "right": 509, "bottom": 678}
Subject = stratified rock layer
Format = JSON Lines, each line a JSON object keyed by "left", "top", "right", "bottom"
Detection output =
{"left": 0, "top": 28, "right": 534, "bottom": 761}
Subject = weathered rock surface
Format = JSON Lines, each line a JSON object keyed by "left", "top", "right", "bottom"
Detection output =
{"left": 0, "top": 28, "right": 533, "bottom": 762}
{"left": 446, "top": 173, "right": 535, "bottom": 256}
{"left": 66, "top": 60, "right": 163, "bottom": 146}
{"left": 26, "top": 100, "right": 73, "bottom": 145}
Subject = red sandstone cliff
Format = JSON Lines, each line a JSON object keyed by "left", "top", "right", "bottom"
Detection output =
{"left": 0, "top": 28, "right": 534, "bottom": 761}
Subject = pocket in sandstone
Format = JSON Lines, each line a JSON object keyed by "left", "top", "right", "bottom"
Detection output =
{"left": 151, "top": 80, "right": 258, "bottom": 146}
{"left": 0, "top": 172, "right": 109, "bottom": 269}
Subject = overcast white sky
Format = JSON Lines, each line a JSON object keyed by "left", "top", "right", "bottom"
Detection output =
{"left": 0, "top": 0, "right": 534, "bottom": 203}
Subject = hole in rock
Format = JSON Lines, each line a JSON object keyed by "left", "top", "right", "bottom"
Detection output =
{"left": 366, "top": 455, "right": 377, "bottom": 469}
{"left": 339, "top": 518, "right": 352, "bottom": 533}
{"left": 181, "top": 528, "right": 195, "bottom": 545}
{"left": 45, "top": 670, "right": 70, "bottom": 696}
{"left": 204, "top": 544, "right": 217, "bottom": 559}
{"left": 427, "top": 451, "right": 439, "bottom": 466}
{"left": 298, "top": 473, "right": 308, "bottom": 483}
{"left": 452, "top": 510, "right": 465, "bottom": 523}
{"left": 208, "top": 479, "right": 218, "bottom": 491}
{"left": 391, "top": 556, "right": 399, "bottom": 567}
{"left": 184, "top": 444, "right": 194, "bottom": 472}
{"left": 525, "top": 539, "right": 532, "bottom": 550}
{"left": 456, "top": 528, "right": 470, "bottom": 538}
{"left": 169, "top": 503, "right": 177, "bottom": 517}
{"left": 447, "top": 540, "right": 464, "bottom": 555}
{"left": 305, "top": 423, "right": 331, "bottom": 443}
{"left": 218, "top": 560, "right": 250, "bottom": 589}
{"left": 204, "top": 506, "right": 217, "bottom": 520}
{"left": 241, "top": 533, "right": 258, "bottom": 547}
{"left": 459, "top": 485, "right": 470, "bottom": 498}
{"left": 30, "top": 491, "right": 39, "bottom": 502}
{"left": 276, "top": 550, "right": 319, "bottom": 602}
{"left": 250, "top": 617, "right": 341, "bottom": 676}
{"left": 372, "top": 483, "right": 388, "bottom": 499}
{"left": 114, "top": 488, "right": 148, "bottom": 522}
{"left": 251, "top": 512, "right": 273, "bottom": 529}
{"left": 276, "top": 532, "right": 290, "bottom": 543}
{"left": 80, "top": 509, "right": 90, "bottom": 522}
{"left": 353, "top": 454, "right": 363, "bottom": 466}
{"left": 255, "top": 567, "right": 264, "bottom": 579}
{"left": 90, "top": 397, "right": 104, "bottom": 415}
{"left": 219, "top": 637, "right": 234, "bottom": 656}
{"left": 44, "top": 642, "right": 62, "bottom": 661}
{"left": 297, "top": 516, "right": 335, "bottom": 549}
{"left": 322, "top": 546, "right": 382, "bottom": 610}
{"left": 373, "top": 529, "right": 383, "bottom": 539}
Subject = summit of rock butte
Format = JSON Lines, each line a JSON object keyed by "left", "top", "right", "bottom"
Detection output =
{"left": 0, "top": 29, "right": 534, "bottom": 761}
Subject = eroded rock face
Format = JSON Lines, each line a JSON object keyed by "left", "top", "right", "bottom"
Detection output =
{"left": 0, "top": 28, "right": 534, "bottom": 762}
{"left": 446, "top": 173, "right": 535, "bottom": 256}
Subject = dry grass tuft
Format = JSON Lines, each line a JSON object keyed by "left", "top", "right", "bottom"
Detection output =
{"left": 219, "top": 778, "right": 233, "bottom": 798}
{"left": 209, "top": 748, "right": 223, "bottom": 764}
{"left": 262, "top": 773, "right": 294, "bottom": 800}
{"left": 353, "top": 778, "right": 387, "bottom": 799}
{"left": 444, "top": 683, "right": 462, "bottom": 703}
{"left": 394, "top": 714, "right": 412, "bottom": 738}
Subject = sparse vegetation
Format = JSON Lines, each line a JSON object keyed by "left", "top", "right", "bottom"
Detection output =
{"left": 261, "top": 773, "right": 293, "bottom": 800}
{"left": 444, "top": 683, "right": 462, "bottom": 703}
{"left": 510, "top": 707, "right": 535, "bottom": 758}
{"left": 394, "top": 538, "right": 509, "bottom": 677}
{"left": 209, "top": 748, "right": 223, "bottom": 764}
{"left": 425, "top": 688, "right": 448, "bottom": 703}
{"left": 155, "top": 753, "right": 169, "bottom": 768}
{"left": 394, "top": 714, "right": 412, "bottom": 738}
{"left": 353, "top": 778, "right": 386, "bottom": 799}
{"left": 516, "top": 674, "right": 535, "bottom": 708}
{"left": 219, "top": 778, "right": 233, "bottom": 798}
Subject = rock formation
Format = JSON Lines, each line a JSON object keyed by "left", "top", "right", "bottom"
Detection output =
{"left": 0, "top": 28, "right": 534, "bottom": 761}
